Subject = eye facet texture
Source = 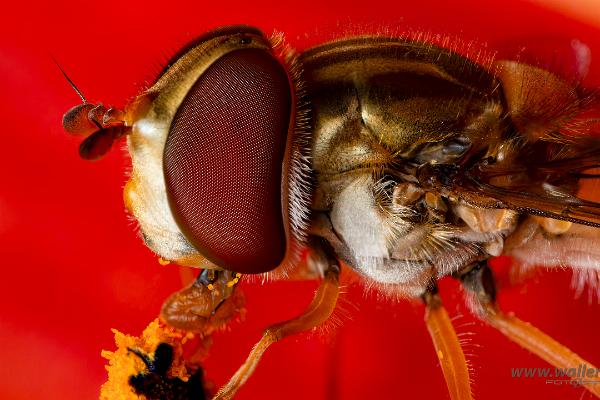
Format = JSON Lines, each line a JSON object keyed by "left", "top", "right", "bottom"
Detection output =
{"left": 164, "top": 48, "right": 292, "bottom": 273}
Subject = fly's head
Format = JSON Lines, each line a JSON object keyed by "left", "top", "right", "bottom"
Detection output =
{"left": 62, "top": 26, "right": 314, "bottom": 278}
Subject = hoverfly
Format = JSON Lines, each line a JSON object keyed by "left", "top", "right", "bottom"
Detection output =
{"left": 61, "top": 25, "right": 600, "bottom": 399}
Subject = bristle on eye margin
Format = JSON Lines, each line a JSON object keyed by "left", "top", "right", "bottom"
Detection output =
{"left": 262, "top": 32, "right": 315, "bottom": 280}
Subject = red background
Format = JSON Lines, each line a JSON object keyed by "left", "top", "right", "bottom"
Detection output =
{"left": 1, "top": 1, "right": 600, "bottom": 399}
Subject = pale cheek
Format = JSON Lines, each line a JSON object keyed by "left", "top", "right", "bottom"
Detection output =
{"left": 330, "top": 176, "right": 391, "bottom": 259}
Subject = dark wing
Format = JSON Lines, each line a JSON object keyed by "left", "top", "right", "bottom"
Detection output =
{"left": 419, "top": 144, "right": 600, "bottom": 228}
{"left": 421, "top": 59, "right": 600, "bottom": 227}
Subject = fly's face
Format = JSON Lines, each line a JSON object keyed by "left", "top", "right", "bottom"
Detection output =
{"left": 118, "top": 26, "right": 313, "bottom": 275}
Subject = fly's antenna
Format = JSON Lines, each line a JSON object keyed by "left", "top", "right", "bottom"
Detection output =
{"left": 52, "top": 56, "right": 87, "bottom": 103}
{"left": 57, "top": 55, "right": 130, "bottom": 160}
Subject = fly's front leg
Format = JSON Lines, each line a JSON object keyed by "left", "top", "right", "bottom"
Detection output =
{"left": 459, "top": 262, "right": 600, "bottom": 398}
{"left": 213, "top": 239, "right": 341, "bottom": 400}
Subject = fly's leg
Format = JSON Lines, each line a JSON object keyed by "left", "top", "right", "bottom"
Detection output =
{"left": 460, "top": 262, "right": 600, "bottom": 398}
{"left": 213, "top": 243, "right": 341, "bottom": 400}
{"left": 423, "top": 285, "right": 474, "bottom": 400}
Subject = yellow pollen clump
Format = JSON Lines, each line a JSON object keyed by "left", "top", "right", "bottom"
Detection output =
{"left": 99, "top": 319, "right": 189, "bottom": 400}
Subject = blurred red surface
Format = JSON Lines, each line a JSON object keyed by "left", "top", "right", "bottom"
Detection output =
{"left": 1, "top": 1, "right": 600, "bottom": 399}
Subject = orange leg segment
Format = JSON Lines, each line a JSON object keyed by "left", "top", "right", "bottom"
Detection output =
{"left": 461, "top": 263, "right": 600, "bottom": 398}
{"left": 424, "top": 290, "right": 474, "bottom": 400}
{"left": 484, "top": 307, "right": 600, "bottom": 397}
{"left": 212, "top": 265, "right": 340, "bottom": 400}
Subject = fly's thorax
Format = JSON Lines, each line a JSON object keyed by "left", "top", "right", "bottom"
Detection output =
{"left": 300, "top": 36, "right": 505, "bottom": 177}
{"left": 301, "top": 37, "right": 517, "bottom": 293}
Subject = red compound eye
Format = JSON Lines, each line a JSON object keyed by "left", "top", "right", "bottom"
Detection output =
{"left": 164, "top": 48, "right": 292, "bottom": 273}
